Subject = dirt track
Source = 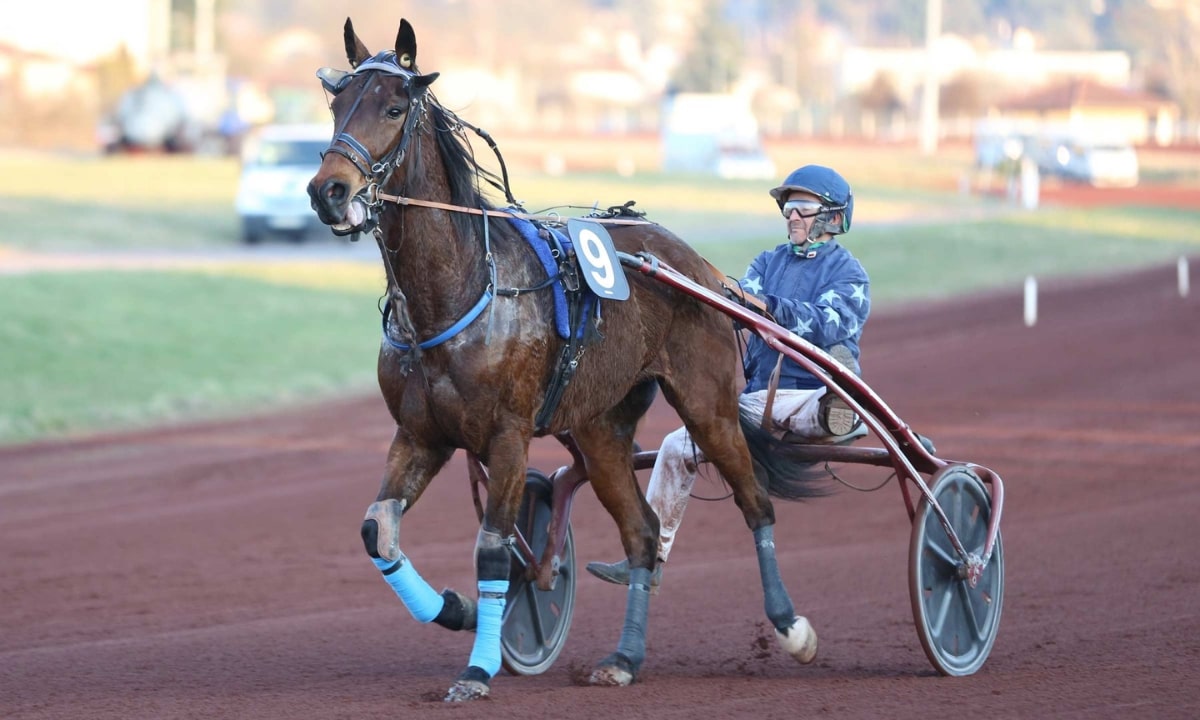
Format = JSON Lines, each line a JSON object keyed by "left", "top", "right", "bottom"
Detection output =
{"left": 2, "top": 259, "right": 1198, "bottom": 719}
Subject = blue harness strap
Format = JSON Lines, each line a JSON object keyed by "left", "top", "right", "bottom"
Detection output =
{"left": 382, "top": 289, "right": 494, "bottom": 351}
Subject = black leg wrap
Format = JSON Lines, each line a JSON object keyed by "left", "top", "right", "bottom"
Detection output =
{"left": 455, "top": 665, "right": 491, "bottom": 686}
{"left": 475, "top": 528, "right": 512, "bottom": 581}
{"left": 360, "top": 518, "right": 380, "bottom": 558}
{"left": 433, "top": 589, "right": 477, "bottom": 632}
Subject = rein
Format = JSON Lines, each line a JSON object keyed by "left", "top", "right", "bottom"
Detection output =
{"left": 369, "top": 189, "right": 661, "bottom": 226}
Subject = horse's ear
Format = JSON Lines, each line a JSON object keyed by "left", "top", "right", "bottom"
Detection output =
{"left": 395, "top": 18, "right": 417, "bottom": 70}
{"left": 344, "top": 18, "right": 371, "bottom": 68}
{"left": 414, "top": 72, "right": 439, "bottom": 90}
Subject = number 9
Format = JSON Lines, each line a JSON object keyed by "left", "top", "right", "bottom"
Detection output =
{"left": 578, "top": 229, "right": 615, "bottom": 289}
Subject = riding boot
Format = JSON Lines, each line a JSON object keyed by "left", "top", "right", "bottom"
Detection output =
{"left": 585, "top": 426, "right": 698, "bottom": 589}
{"left": 584, "top": 557, "right": 663, "bottom": 590}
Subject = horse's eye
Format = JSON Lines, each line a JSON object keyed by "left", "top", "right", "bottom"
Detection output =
{"left": 387, "top": 107, "right": 405, "bottom": 120}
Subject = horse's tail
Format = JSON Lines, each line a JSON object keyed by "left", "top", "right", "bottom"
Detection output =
{"left": 739, "top": 406, "right": 832, "bottom": 501}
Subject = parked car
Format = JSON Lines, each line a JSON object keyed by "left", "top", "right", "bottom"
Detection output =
{"left": 234, "top": 124, "right": 333, "bottom": 243}
{"left": 1037, "top": 138, "right": 1139, "bottom": 188}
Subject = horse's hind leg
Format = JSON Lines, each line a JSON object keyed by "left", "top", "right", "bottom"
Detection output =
{"left": 660, "top": 380, "right": 819, "bottom": 664}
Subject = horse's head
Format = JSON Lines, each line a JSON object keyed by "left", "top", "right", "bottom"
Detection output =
{"left": 307, "top": 18, "right": 439, "bottom": 236}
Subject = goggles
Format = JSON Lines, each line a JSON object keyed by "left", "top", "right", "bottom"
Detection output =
{"left": 781, "top": 200, "right": 826, "bottom": 219}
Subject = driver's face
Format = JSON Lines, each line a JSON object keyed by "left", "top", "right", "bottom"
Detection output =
{"left": 785, "top": 190, "right": 823, "bottom": 245}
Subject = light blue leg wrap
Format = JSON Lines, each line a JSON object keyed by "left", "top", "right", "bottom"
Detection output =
{"left": 467, "top": 579, "right": 508, "bottom": 677}
{"left": 753, "top": 525, "right": 796, "bottom": 631}
{"left": 615, "top": 567, "right": 652, "bottom": 667}
{"left": 373, "top": 555, "right": 445, "bottom": 623}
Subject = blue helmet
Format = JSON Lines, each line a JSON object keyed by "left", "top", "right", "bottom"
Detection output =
{"left": 769, "top": 165, "right": 854, "bottom": 234}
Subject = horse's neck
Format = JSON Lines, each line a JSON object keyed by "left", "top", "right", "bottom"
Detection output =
{"left": 381, "top": 142, "right": 489, "bottom": 328}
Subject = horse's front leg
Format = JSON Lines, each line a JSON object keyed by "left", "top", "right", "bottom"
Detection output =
{"left": 570, "top": 418, "right": 657, "bottom": 687}
{"left": 360, "top": 430, "right": 477, "bottom": 631}
{"left": 444, "top": 424, "right": 532, "bottom": 702}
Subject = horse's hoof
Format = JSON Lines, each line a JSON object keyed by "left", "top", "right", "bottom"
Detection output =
{"left": 588, "top": 652, "right": 637, "bottom": 686}
{"left": 588, "top": 666, "right": 634, "bottom": 686}
{"left": 362, "top": 498, "right": 405, "bottom": 561}
{"left": 775, "top": 615, "right": 818, "bottom": 664}
{"left": 444, "top": 679, "right": 490, "bottom": 702}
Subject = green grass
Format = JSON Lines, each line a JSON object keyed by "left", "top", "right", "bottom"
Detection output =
{"left": 0, "top": 196, "right": 238, "bottom": 250}
{"left": 0, "top": 154, "right": 241, "bottom": 251}
{"left": 0, "top": 271, "right": 380, "bottom": 444}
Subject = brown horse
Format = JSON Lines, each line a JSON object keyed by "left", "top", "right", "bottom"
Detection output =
{"left": 307, "top": 17, "right": 823, "bottom": 702}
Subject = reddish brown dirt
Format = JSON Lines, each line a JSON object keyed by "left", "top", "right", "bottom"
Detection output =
{"left": 1037, "top": 181, "right": 1200, "bottom": 209}
{"left": 3, "top": 260, "right": 1198, "bottom": 719}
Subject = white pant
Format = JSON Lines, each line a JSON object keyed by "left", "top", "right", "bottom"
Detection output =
{"left": 647, "top": 388, "right": 833, "bottom": 561}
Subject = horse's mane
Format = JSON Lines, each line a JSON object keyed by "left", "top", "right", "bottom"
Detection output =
{"left": 423, "top": 98, "right": 510, "bottom": 243}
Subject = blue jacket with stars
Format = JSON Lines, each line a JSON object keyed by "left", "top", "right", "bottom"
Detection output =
{"left": 738, "top": 240, "right": 871, "bottom": 392}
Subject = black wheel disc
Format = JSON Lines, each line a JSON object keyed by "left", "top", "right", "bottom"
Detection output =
{"left": 501, "top": 470, "right": 576, "bottom": 675}
{"left": 909, "top": 466, "right": 1004, "bottom": 676}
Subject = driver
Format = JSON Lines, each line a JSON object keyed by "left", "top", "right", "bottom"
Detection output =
{"left": 586, "top": 164, "right": 871, "bottom": 590}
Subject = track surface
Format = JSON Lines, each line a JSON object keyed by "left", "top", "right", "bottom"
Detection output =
{"left": 3, "top": 259, "right": 1198, "bottom": 719}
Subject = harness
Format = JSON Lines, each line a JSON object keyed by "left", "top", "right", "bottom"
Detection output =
{"left": 319, "top": 55, "right": 646, "bottom": 432}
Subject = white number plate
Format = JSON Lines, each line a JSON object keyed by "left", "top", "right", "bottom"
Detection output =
{"left": 567, "top": 219, "right": 629, "bottom": 301}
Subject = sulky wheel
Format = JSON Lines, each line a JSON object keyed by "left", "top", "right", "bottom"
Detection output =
{"left": 501, "top": 470, "right": 576, "bottom": 676}
{"left": 908, "top": 465, "right": 1004, "bottom": 677}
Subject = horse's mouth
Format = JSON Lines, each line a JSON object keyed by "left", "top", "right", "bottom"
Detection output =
{"left": 328, "top": 198, "right": 369, "bottom": 236}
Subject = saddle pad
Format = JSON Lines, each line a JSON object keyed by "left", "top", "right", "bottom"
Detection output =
{"left": 505, "top": 215, "right": 573, "bottom": 339}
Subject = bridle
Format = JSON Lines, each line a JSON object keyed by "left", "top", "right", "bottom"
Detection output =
{"left": 318, "top": 51, "right": 429, "bottom": 236}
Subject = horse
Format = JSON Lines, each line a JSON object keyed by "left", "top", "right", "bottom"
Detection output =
{"left": 307, "top": 17, "right": 824, "bottom": 702}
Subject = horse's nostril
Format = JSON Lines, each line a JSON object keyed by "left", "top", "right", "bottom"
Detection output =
{"left": 323, "top": 178, "right": 348, "bottom": 203}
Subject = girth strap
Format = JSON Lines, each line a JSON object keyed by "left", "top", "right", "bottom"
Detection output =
{"left": 533, "top": 272, "right": 592, "bottom": 433}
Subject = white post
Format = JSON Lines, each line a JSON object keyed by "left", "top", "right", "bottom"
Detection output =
{"left": 1179, "top": 256, "right": 1190, "bottom": 298}
{"left": 919, "top": 0, "right": 942, "bottom": 156}
{"left": 1020, "top": 156, "right": 1040, "bottom": 210}
{"left": 1024, "top": 275, "right": 1038, "bottom": 327}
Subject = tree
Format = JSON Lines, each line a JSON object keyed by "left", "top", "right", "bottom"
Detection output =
{"left": 939, "top": 70, "right": 995, "bottom": 118}
{"left": 669, "top": 0, "right": 744, "bottom": 93}
{"left": 859, "top": 71, "right": 905, "bottom": 116}
{"left": 1107, "top": 1, "right": 1200, "bottom": 123}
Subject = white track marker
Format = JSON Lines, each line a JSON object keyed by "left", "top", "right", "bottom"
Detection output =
{"left": 1179, "top": 257, "right": 1190, "bottom": 298}
{"left": 1024, "top": 275, "right": 1038, "bottom": 327}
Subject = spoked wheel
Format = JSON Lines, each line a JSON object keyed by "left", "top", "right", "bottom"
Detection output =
{"left": 909, "top": 465, "right": 1004, "bottom": 676}
{"left": 501, "top": 470, "right": 576, "bottom": 676}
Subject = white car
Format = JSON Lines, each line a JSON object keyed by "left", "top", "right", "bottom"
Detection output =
{"left": 234, "top": 124, "right": 333, "bottom": 243}
{"left": 1040, "top": 139, "right": 1139, "bottom": 188}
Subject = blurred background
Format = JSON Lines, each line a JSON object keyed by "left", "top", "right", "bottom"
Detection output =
{"left": 2, "top": 0, "right": 1198, "bottom": 160}
{"left": 1, "top": 0, "right": 1197, "bottom": 444}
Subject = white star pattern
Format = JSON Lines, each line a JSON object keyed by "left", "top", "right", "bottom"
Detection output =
{"left": 850, "top": 284, "right": 867, "bottom": 307}
{"left": 742, "top": 275, "right": 763, "bottom": 294}
{"left": 823, "top": 307, "right": 841, "bottom": 326}
{"left": 819, "top": 289, "right": 840, "bottom": 304}
{"left": 793, "top": 318, "right": 813, "bottom": 336}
